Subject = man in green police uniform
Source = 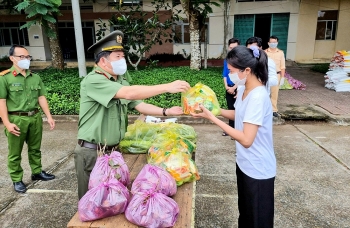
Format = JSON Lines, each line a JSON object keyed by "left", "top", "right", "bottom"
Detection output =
{"left": 0, "top": 45, "right": 56, "bottom": 194}
{"left": 74, "top": 30, "right": 190, "bottom": 199}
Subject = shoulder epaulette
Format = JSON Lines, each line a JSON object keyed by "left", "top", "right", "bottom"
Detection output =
{"left": 0, "top": 69, "right": 10, "bottom": 76}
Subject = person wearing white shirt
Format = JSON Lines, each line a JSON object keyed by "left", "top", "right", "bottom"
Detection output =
{"left": 246, "top": 37, "right": 278, "bottom": 95}
{"left": 191, "top": 45, "right": 276, "bottom": 228}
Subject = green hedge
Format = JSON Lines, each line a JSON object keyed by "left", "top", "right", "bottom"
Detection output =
{"left": 310, "top": 64, "right": 329, "bottom": 74}
{"left": 39, "top": 66, "right": 227, "bottom": 115}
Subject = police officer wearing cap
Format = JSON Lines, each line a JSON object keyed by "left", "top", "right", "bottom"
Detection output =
{"left": 74, "top": 30, "right": 190, "bottom": 199}
{"left": 0, "top": 44, "right": 56, "bottom": 193}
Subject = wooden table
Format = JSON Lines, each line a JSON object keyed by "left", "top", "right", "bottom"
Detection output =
{"left": 67, "top": 153, "right": 195, "bottom": 228}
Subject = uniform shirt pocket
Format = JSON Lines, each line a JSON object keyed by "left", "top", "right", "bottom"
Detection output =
{"left": 31, "top": 85, "right": 41, "bottom": 99}
{"left": 9, "top": 86, "right": 24, "bottom": 103}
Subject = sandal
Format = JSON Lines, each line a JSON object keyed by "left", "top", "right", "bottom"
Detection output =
{"left": 222, "top": 132, "right": 228, "bottom": 136}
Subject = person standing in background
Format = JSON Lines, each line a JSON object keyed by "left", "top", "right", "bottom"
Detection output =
{"left": 0, "top": 44, "right": 56, "bottom": 194}
{"left": 222, "top": 38, "right": 240, "bottom": 138}
{"left": 265, "top": 35, "right": 286, "bottom": 117}
{"left": 245, "top": 36, "right": 278, "bottom": 95}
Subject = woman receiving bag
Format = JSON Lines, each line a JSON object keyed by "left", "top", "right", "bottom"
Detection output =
{"left": 191, "top": 45, "right": 276, "bottom": 228}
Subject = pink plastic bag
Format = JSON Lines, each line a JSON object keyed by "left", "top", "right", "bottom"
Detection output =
{"left": 88, "top": 151, "right": 130, "bottom": 189}
{"left": 131, "top": 164, "right": 177, "bottom": 196}
{"left": 78, "top": 178, "right": 130, "bottom": 222}
{"left": 125, "top": 191, "right": 179, "bottom": 228}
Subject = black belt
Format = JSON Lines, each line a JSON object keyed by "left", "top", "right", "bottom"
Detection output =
{"left": 8, "top": 109, "right": 39, "bottom": 116}
{"left": 277, "top": 71, "right": 281, "bottom": 74}
{"left": 78, "top": 139, "right": 118, "bottom": 151}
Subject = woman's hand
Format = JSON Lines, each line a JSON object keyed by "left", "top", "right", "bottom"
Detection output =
{"left": 190, "top": 104, "right": 215, "bottom": 120}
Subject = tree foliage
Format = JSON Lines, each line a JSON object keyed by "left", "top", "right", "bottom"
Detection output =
{"left": 15, "top": 0, "right": 61, "bottom": 38}
{"left": 14, "top": 0, "right": 64, "bottom": 69}
{"left": 96, "top": 0, "right": 181, "bottom": 70}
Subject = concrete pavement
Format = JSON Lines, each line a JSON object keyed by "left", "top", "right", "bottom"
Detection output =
{"left": 0, "top": 122, "right": 349, "bottom": 228}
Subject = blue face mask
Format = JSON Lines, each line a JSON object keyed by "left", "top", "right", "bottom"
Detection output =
{"left": 269, "top": 43, "right": 278, "bottom": 49}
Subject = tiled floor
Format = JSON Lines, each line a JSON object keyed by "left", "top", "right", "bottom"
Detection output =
{"left": 278, "top": 67, "right": 350, "bottom": 115}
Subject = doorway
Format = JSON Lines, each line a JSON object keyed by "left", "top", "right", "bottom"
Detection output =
{"left": 254, "top": 14, "right": 271, "bottom": 50}
{"left": 234, "top": 13, "right": 290, "bottom": 55}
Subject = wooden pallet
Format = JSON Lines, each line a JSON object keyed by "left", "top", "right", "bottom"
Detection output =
{"left": 67, "top": 153, "right": 195, "bottom": 228}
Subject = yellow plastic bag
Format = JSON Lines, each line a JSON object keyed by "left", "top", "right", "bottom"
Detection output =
{"left": 181, "top": 82, "right": 220, "bottom": 116}
{"left": 147, "top": 132, "right": 199, "bottom": 186}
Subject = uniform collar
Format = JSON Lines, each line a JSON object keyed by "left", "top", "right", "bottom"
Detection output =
{"left": 266, "top": 48, "right": 280, "bottom": 53}
{"left": 10, "top": 65, "right": 31, "bottom": 77}
{"left": 94, "top": 65, "right": 115, "bottom": 80}
{"left": 94, "top": 65, "right": 130, "bottom": 82}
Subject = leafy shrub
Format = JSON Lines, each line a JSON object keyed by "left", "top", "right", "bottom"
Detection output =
{"left": 38, "top": 66, "right": 227, "bottom": 115}
{"left": 146, "top": 53, "right": 186, "bottom": 62}
{"left": 0, "top": 55, "right": 10, "bottom": 62}
{"left": 310, "top": 64, "right": 329, "bottom": 74}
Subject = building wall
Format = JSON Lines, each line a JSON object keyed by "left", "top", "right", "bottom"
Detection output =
{"left": 1, "top": 0, "right": 349, "bottom": 63}
{"left": 295, "top": 0, "right": 350, "bottom": 63}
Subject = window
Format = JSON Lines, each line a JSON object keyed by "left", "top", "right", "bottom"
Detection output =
{"left": 174, "top": 21, "right": 209, "bottom": 44}
{"left": 315, "top": 10, "right": 338, "bottom": 40}
{"left": 108, "top": 0, "right": 143, "bottom": 7}
{"left": 0, "top": 22, "right": 29, "bottom": 46}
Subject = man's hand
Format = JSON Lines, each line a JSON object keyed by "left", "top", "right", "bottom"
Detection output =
{"left": 167, "top": 80, "right": 190, "bottom": 93}
{"left": 279, "top": 77, "right": 285, "bottom": 87}
{"left": 166, "top": 106, "right": 183, "bottom": 116}
{"left": 227, "top": 84, "right": 238, "bottom": 96}
{"left": 47, "top": 117, "right": 55, "bottom": 130}
{"left": 5, "top": 123, "right": 20, "bottom": 137}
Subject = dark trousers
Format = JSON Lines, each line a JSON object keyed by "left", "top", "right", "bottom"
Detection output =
{"left": 73, "top": 145, "right": 98, "bottom": 199}
{"left": 236, "top": 164, "right": 275, "bottom": 228}
{"left": 225, "top": 86, "right": 236, "bottom": 128}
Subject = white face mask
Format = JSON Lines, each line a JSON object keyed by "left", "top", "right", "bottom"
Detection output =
{"left": 229, "top": 72, "right": 247, "bottom": 86}
{"left": 16, "top": 59, "right": 30, "bottom": 69}
{"left": 106, "top": 58, "right": 127, "bottom": 75}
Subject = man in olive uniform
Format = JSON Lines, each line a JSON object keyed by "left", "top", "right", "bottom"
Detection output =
{"left": 0, "top": 45, "right": 56, "bottom": 193}
{"left": 74, "top": 30, "right": 190, "bottom": 199}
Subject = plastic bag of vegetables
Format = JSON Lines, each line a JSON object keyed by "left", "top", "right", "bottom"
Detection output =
{"left": 78, "top": 178, "right": 130, "bottom": 222}
{"left": 119, "top": 120, "right": 162, "bottom": 154}
{"left": 125, "top": 190, "right": 179, "bottom": 228}
{"left": 88, "top": 151, "right": 130, "bottom": 189}
{"left": 147, "top": 132, "right": 199, "bottom": 186}
{"left": 181, "top": 82, "right": 221, "bottom": 116}
{"left": 147, "top": 132, "right": 196, "bottom": 165}
{"left": 131, "top": 164, "right": 177, "bottom": 196}
{"left": 164, "top": 122, "right": 197, "bottom": 143}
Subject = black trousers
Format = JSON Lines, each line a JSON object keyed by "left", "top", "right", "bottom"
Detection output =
{"left": 225, "top": 85, "right": 236, "bottom": 128}
{"left": 236, "top": 164, "right": 275, "bottom": 228}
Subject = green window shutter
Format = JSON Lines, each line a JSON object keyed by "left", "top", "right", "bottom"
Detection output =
{"left": 234, "top": 15, "right": 254, "bottom": 46}
{"left": 271, "top": 13, "right": 290, "bottom": 55}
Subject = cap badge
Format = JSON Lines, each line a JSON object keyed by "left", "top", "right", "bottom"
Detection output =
{"left": 116, "top": 35, "right": 123, "bottom": 44}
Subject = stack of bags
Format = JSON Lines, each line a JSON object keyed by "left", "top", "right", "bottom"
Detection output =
{"left": 329, "top": 50, "right": 350, "bottom": 73}
{"left": 125, "top": 164, "right": 179, "bottom": 227}
{"left": 325, "top": 50, "right": 350, "bottom": 92}
{"left": 78, "top": 151, "right": 131, "bottom": 222}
